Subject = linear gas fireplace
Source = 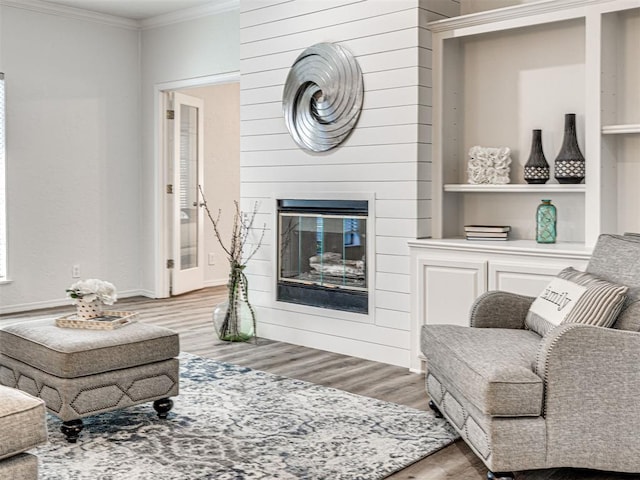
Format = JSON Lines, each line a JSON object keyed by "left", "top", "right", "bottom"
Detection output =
{"left": 277, "top": 199, "right": 368, "bottom": 314}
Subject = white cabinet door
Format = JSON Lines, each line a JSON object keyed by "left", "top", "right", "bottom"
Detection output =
{"left": 488, "top": 259, "right": 589, "bottom": 297}
{"left": 421, "top": 259, "right": 487, "bottom": 327}
{"left": 489, "top": 262, "right": 566, "bottom": 297}
{"left": 411, "top": 257, "right": 487, "bottom": 372}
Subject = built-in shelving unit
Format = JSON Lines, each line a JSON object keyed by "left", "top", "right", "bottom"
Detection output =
{"left": 427, "top": 0, "right": 640, "bottom": 248}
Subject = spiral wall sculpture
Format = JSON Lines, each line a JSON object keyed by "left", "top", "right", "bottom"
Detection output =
{"left": 282, "top": 42, "right": 364, "bottom": 152}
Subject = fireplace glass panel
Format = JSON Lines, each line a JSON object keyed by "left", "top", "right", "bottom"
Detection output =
{"left": 279, "top": 213, "right": 367, "bottom": 291}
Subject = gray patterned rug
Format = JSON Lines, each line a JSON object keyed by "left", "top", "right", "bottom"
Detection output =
{"left": 36, "top": 353, "right": 458, "bottom": 479}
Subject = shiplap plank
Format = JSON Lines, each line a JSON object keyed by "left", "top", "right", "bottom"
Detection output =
{"left": 241, "top": 181, "right": 426, "bottom": 201}
{"left": 418, "top": 25, "right": 433, "bottom": 49}
{"left": 254, "top": 304, "right": 409, "bottom": 348}
{"left": 377, "top": 218, "right": 418, "bottom": 238}
{"left": 244, "top": 273, "right": 274, "bottom": 292}
{"left": 241, "top": 8, "right": 419, "bottom": 60}
{"left": 240, "top": 161, "right": 419, "bottom": 183}
{"left": 240, "top": 47, "right": 429, "bottom": 92}
{"left": 241, "top": 65, "right": 430, "bottom": 102}
{"left": 419, "top": 105, "right": 433, "bottom": 125}
{"left": 241, "top": 101, "right": 281, "bottom": 120}
{"left": 376, "top": 199, "right": 425, "bottom": 218}
{"left": 376, "top": 253, "right": 410, "bottom": 275}
{"left": 376, "top": 236, "right": 413, "bottom": 256}
{"left": 241, "top": 143, "right": 419, "bottom": 167}
{"left": 241, "top": 1, "right": 416, "bottom": 44}
{"left": 418, "top": 159, "right": 433, "bottom": 178}
{"left": 241, "top": 104, "right": 423, "bottom": 137}
{"left": 418, "top": 143, "right": 433, "bottom": 163}
{"left": 357, "top": 47, "right": 429, "bottom": 74}
{"left": 417, "top": 218, "right": 432, "bottom": 238}
{"left": 375, "top": 307, "right": 411, "bottom": 331}
{"left": 376, "top": 272, "right": 411, "bottom": 294}
{"left": 375, "top": 289, "right": 410, "bottom": 312}
{"left": 365, "top": 66, "right": 431, "bottom": 90}
{"left": 240, "top": 85, "right": 282, "bottom": 105}
{"left": 240, "top": 124, "right": 424, "bottom": 152}
{"left": 244, "top": 258, "right": 272, "bottom": 278}
{"left": 256, "top": 321, "right": 409, "bottom": 368}
{"left": 240, "top": 84, "right": 429, "bottom": 109}
{"left": 240, "top": 28, "right": 420, "bottom": 76}
{"left": 241, "top": 0, "right": 361, "bottom": 29}
{"left": 365, "top": 86, "right": 429, "bottom": 109}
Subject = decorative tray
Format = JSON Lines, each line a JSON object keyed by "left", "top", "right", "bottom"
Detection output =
{"left": 55, "top": 311, "right": 138, "bottom": 330}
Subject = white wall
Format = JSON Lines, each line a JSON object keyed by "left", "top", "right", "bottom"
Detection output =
{"left": 239, "top": 0, "right": 457, "bottom": 367}
{"left": 139, "top": 10, "right": 239, "bottom": 296}
{"left": 0, "top": 4, "right": 141, "bottom": 312}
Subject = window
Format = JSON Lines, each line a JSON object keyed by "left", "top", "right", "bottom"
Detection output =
{"left": 0, "top": 73, "right": 6, "bottom": 279}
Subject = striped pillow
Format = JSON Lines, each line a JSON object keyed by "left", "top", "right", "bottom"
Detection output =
{"left": 525, "top": 267, "right": 629, "bottom": 337}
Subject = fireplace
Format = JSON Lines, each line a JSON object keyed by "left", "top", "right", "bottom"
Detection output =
{"left": 277, "top": 199, "right": 368, "bottom": 314}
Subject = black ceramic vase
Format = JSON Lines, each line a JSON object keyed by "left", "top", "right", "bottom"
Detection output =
{"left": 524, "top": 129, "right": 549, "bottom": 184}
{"left": 554, "top": 113, "right": 585, "bottom": 184}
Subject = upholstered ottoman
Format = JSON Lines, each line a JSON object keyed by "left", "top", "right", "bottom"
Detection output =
{"left": 0, "top": 319, "right": 179, "bottom": 442}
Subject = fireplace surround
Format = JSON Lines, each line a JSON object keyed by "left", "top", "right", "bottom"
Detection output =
{"left": 277, "top": 199, "right": 368, "bottom": 314}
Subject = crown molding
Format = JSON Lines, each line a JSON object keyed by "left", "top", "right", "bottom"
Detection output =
{"left": 0, "top": 0, "right": 240, "bottom": 31}
{"left": 141, "top": 0, "right": 239, "bottom": 30}
{"left": 426, "top": 0, "right": 617, "bottom": 33}
{"left": 0, "top": 0, "right": 140, "bottom": 29}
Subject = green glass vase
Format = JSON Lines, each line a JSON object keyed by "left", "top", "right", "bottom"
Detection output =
{"left": 536, "top": 199, "right": 557, "bottom": 244}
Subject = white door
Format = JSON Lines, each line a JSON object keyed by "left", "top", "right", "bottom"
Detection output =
{"left": 170, "top": 92, "right": 205, "bottom": 295}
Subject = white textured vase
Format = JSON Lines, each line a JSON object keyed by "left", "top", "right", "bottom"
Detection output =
{"left": 76, "top": 298, "right": 103, "bottom": 320}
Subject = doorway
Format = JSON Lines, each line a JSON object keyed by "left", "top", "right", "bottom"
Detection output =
{"left": 156, "top": 74, "right": 240, "bottom": 298}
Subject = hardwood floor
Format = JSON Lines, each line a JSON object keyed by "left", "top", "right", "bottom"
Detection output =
{"left": 1, "top": 287, "right": 636, "bottom": 480}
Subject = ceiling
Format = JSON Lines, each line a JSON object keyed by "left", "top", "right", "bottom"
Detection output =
{"left": 39, "top": 0, "right": 220, "bottom": 20}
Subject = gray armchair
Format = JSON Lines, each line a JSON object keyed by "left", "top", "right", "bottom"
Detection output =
{"left": 420, "top": 234, "right": 640, "bottom": 480}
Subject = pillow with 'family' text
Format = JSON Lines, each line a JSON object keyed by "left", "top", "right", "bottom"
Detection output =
{"left": 525, "top": 267, "right": 629, "bottom": 337}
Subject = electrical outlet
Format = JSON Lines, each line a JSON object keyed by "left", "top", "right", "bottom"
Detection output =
{"left": 208, "top": 253, "right": 216, "bottom": 266}
{"left": 72, "top": 265, "right": 81, "bottom": 278}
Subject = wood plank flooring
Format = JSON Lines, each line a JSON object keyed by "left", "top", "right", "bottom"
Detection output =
{"left": 1, "top": 287, "right": 636, "bottom": 480}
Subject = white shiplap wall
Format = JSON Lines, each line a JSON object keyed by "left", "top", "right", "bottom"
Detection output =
{"left": 239, "top": 0, "right": 458, "bottom": 367}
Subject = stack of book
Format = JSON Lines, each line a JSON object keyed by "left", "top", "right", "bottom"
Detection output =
{"left": 464, "top": 225, "right": 511, "bottom": 241}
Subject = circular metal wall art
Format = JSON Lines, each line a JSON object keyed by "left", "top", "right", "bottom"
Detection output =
{"left": 282, "top": 42, "right": 364, "bottom": 152}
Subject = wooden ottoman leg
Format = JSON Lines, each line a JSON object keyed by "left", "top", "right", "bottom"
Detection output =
{"left": 153, "top": 398, "right": 174, "bottom": 419}
{"left": 61, "top": 419, "right": 84, "bottom": 443}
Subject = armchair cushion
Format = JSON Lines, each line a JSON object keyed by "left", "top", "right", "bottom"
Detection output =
{"left": 421, "top": 324, "right": 543, "bottom": 417}
{"left": 525, "top": 267, "right": 628, "bottom": 337}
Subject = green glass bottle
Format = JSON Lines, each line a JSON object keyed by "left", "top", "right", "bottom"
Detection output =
{"left": 536, "top": 199, "right": 557, "bottom": 244}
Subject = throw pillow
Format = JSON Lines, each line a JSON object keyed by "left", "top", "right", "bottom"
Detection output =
{"left": 525, "top": 267, "right": 629, "bottom": 337}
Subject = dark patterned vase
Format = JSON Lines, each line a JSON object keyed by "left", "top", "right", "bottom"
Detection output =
{"left": 554, "top": 113, "right": 585, "bottom": 184}
{"left": 524, "top": 129, "right": 549, "bottom": 184}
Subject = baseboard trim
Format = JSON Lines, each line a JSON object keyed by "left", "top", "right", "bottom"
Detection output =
{"left": 0, "top": 289, "right": 149, "bottom": 315}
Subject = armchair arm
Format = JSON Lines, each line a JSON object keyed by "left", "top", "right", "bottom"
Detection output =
{"left": 469, "top": 291, "right": 535, "bottom": 329}
{"left": 535, "top": 323, "right": 640, "bottom": 471}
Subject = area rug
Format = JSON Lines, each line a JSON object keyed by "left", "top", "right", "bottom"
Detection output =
{"left": 36, "top": 353, "right": 458, "bottom": 479}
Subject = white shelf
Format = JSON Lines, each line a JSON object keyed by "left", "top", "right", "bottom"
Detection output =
{"left": 602, "top": 124, "right": 640, "bottom": 135}
{"left": 444, "top": 184, "right": 586, "bottom": 193}
{"left": 409, "top": 238, "right": 593, "bottom": 259}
